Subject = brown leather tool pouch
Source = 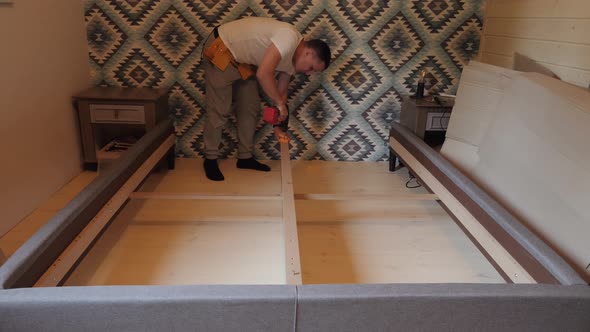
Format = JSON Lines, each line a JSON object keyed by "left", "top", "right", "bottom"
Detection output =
{"left": 204, "top": 37, "right": 255, "bottom": 80}
{"left": 203, "top": 37, "right": 232, "bottom": 71}
{"left": 236, "top": 63, "right": 255, "bottom": 80}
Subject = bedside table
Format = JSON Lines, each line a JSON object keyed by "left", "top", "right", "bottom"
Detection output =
{"left": 73, "top": 87, "right": 169, "bottom": 169}
{"left": 389, "top": 95, "right": 454, "bottom": 171}
{"left": 399, "top": 95, "right": 453, "bottom": 139}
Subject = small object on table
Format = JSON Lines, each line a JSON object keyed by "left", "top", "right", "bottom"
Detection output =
{"left": 416, "top": 71, "right": 425, "bottom": 99}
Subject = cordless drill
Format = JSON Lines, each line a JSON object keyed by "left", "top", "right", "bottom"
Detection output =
{"left": 263, "top": 106, "right": 281, "bottom": 125}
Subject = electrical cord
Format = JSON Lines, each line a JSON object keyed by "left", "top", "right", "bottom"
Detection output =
{"left": 431, "top": 95, "right": 450, "bottom": 130}
{"left": 405, "top": 173, "right": 422, "bottom": 189}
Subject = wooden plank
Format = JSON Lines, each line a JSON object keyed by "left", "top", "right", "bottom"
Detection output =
{"left": 296, "top": 199, "right": 451, "bottom": 224}
{"left": 485, "top": 18, "right": 590, "bottom": 45}
{"left": 477, "top": 0, "right": 491, "bottom": 61}
{"left": 130, "top": 192, "right": 282, "bottom": 201}
{"left": 487, "top": 0, "right": 590, "bottom": 19}
{"left": 73, "top": 86, "right": 167, "bottom": 102}
{"left": 34, "top": 134, "right": 175, "bottom": 287}
{"left": 481, "top": 52, "right": 513, "bottom": 68}
{"left": 481, "top": 0, "right": 590, "bottom": 87}
{"left": 389, "top": 137, "right": 536, "bottom": 284}
{"left": 292, "top": 160, "right": 430, "bottom": 196}
{"left": 64, "top": 219, "right": 285, "bottom": 286}
{"left": 119, "top": 199, "right": 282, "bottom": 224}
{"left": 129, "top": 192, "right": 437, "bottom": 201}
{"left": 280, "top": 142, "right": 302, "bottom": 285}
{"left": 298, "top": 221, "right": 503, "bottom": 284}
{"left": 484, "top": 36, "right": 590, "bottom": 69}
{"left": 482, "top": 51, "right": 590, "bottom": 88}
{"left": 294, "top": 193, "right": 438, "bottom": 201}
{"left": 137, "top": 159, "right": 281, "bottom": 196}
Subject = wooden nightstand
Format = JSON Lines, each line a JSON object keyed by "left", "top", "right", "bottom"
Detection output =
{"left": 399, "top": 95, "right": 454, "bottom": 140}
{"left": 389, "top": 95, "right": 454, "bottom": 171}
{"left": 73, "top": 87, "right": 169, "bottom": 169}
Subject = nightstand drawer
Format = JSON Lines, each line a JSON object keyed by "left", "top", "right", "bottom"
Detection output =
{"left": 89, "top": 104, "right": 145, "bottom": 124}
{"left": 425, "top": 112, "right": 451, "bottom": 131}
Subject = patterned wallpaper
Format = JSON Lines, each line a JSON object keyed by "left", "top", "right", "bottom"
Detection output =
{"left": 84, "top": 0, "right": 484, "bottom": 161}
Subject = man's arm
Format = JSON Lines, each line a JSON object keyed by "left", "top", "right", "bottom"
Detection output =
{"left": 256, "top": 44, "right": 288, "bottom": 121}
{"left": 273, "top": 71, "right": 292, "bottom": 141}
{"left": 277, "top": 71, "right": 291, "bottom": 102}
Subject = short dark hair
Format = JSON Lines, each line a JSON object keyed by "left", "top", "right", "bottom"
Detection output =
{"left": 306, "top": 39, "right": 331, "bottom": 69}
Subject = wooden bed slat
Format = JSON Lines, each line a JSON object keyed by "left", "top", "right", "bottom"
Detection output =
{"left": 280, "top": 142, "right": 302, "bottom": 285}
{"left": 389, "top": 137, "right": 536, "bottom": 284}
{"left": 34, "top": 135, "right": 175, "bottom": 287}
{"left": 128, "top": 192, "right": 438, "bottom": 201}
{"left": 129, "top": 192, "right": 282, "bottom": 201}
{"left": 294, "top": 193, "right": 439, "bottom": 201}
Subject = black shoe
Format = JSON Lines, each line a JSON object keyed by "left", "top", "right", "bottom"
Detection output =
{"left": 204, "top": 159, "right": 224, "bottom": 181}
{"left": 236, "top": 157, "right": 271, "bottom": 172}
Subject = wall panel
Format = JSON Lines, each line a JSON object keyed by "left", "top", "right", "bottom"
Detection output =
{"left": 0, "top": 2, "right": 91, "bottom": 237}
{"left": 480, "top": 0, "right": 590, "bottom": 87}
{"left": 84, "top": 0, "right": 486, "bottom": 160}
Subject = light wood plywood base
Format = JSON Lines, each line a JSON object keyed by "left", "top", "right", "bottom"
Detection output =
{"left": 293, "top": 162, "right": 501, "bottom": 284}
{"left": 65, "top": 158, "right": 287, "bottom": 286}
{"left": 64, "top": 199, "right": 286, "bottom": 286}
{"left": 5, "top": 158, "right": 504, "bottom": 285}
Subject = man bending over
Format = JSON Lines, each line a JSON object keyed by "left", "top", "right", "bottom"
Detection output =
{"left": 202, "top": 17, "right": 331, "bottom": 181}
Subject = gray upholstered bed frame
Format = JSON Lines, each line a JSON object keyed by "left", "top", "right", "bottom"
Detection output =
{"left": 1, "top": 120, "right": 589, "bottom": 331}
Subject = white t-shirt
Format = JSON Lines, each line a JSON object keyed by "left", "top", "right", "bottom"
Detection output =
{"left": 218, "top": 17, "right": 302, "bottom": 75}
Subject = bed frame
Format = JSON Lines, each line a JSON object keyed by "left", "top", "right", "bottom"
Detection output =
{"left": 0, "top": 120, "right": 589, "bottom": 331}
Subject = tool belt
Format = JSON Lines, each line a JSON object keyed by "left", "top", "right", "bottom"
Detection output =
{"left": 203, "top": 27, "right": 255, "bottom": 80}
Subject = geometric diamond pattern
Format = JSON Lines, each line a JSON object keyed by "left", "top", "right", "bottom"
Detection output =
{"left": 106, "top": 0, "right": 159, "bottom": 26}
{"left": 442, "top": 14, "right": 483, "bottom": 69}
{"left": 182, "top": 0, "right": 239, "bottom": 28}
{"left": 113, "top": 48, "right": 166, "bottom": 87}
{"left": 85, "top": 4, "right": 127, "bottom": 66}
{"left": 362, "top": 87, "right": 402, "bottom": 139}
{"left": 168, "top": 82, "right": 200, "bottom": 136}
{"left": 259, "top": 127, "right": 309, "bottom": 160}
{"left": 260, "top": 0, "right": 315, "bottom": 22}
{"left": 301, "top": 10, "right": 352, "bottom": 60}
{"left": 332, "top": 53, "right": 383, "bottom": 105}
{"left": 369, "top": 12, "right": 424, "bottom": 73}
{"left": 295, "top": 88, "right": 344, "bottom": 140}
{"left": 186, "top": 59, "right": 206, "bottom": 98}
{"left": 411, "top": 0, "right": 465, "bottom": 33}
{"left": 404, "top": 55, "right": 454, "bottom": 95}
{"left": 327, "top": 124, "right": 376, "bottom": 161}
{"left": 85, "top": 0, "right": 486, "bottom": 161}
{"left": 335, "top": 0, "right": 390, "bottom": 31}
{"left": 235, "top": 6, "right": 260, "bottom": 20}
{"left": 146, "top": 6, "right": 200, "bottom": 68}
{"left": 218, "top": 127, "right": 239, "bottom": 158}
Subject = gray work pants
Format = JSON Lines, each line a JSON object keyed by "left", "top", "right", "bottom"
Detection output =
{"left": 203, "top": 35, "right": 260, "bottom": 159}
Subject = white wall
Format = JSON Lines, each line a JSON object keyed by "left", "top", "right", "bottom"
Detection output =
{"left": 479, "top": 0, "right": 590, "bottom": 88}
{"left": 0, "top": 1, "right": 91, "bottom": 236}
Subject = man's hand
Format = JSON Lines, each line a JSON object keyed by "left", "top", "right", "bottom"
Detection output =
{"left": 274, "top": 126, "right": 289, "bottom": 143}
{"left": 277, "top": 103, "right": 288, "bottom": 122}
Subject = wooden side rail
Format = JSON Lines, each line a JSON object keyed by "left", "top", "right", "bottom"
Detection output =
{"left": 0, "top": 121, "right": 174, "bottom": 289}
{"left": 388, "top": 122, "right": 585, "bottom": 285}
{"left": 35, "top": 135, "right": 175, "bottom": 287}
